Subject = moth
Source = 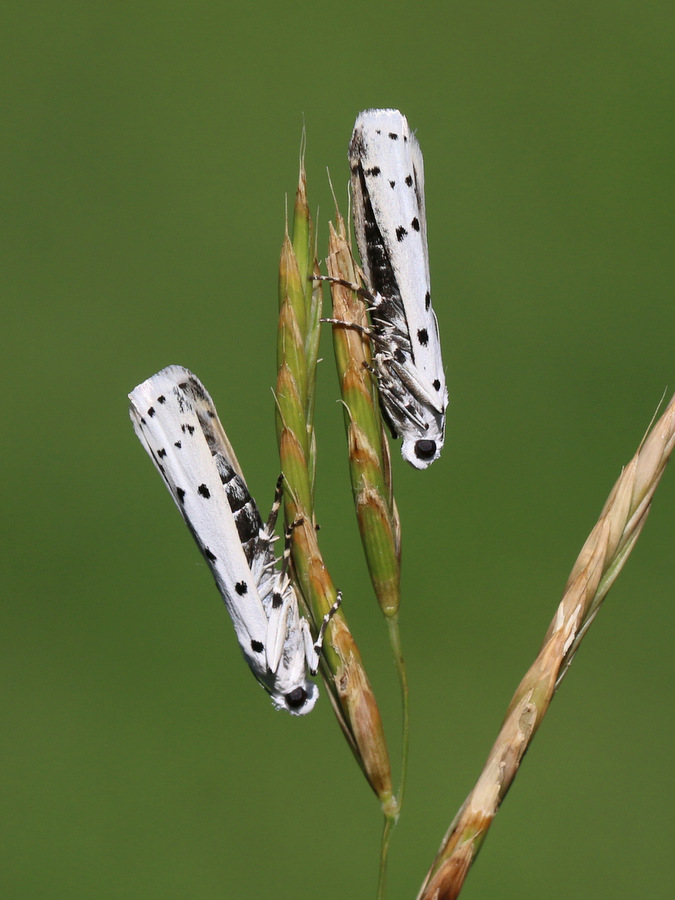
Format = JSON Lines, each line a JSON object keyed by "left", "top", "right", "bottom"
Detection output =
{"left": 329, "top": 108, "right": 449, "bottom": 469}
{"left": 129, "top": 365, "right": 339, "bottom": 715}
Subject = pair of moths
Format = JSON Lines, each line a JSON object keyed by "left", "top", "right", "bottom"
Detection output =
{"left": 129, "top": 366, "right": 338, "bottom": 715}
{"left": 347, "top": 108, "right": 449, "bottom": 469}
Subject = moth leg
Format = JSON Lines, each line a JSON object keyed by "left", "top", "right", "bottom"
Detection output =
{"left": 265, "top": 589, "right": 293, "bottom": 674}
{"left": 263, "top": 473, "right": 284, "bottom": 539}
{"left": 265, "top": 517, "right": 305, "bottom": 674}
{"left": 321, "top": 316, "right": 371, "bottom": 336}
{"left": 314, "top": 591, "right": 342, "bottom": 651}
{"left": 312, "top": 274, "right": 375, "bottom": 304}
{"left": 264, "top": 506, "right": 306, "bottom": 674}
{"left": 278, "top": 514, "right": 304, "bottom": 574}
{"left": 263, "top": 473, "right": 305, "bottom": 558}
{"left": 378, "top": 379, "right": 427, "bottom": 431}
{"left": 304, "top": 591, "right": 343, "bottom": 675}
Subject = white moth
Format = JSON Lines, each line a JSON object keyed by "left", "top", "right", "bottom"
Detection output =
{"left": 129, "top": 365, "right": 338, "bottom": 715}
{"left": 348, "top": 108, "right": 448, "bottom": 469}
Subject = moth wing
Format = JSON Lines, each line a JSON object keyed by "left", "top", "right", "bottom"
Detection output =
{"left": 350, "top": 109, "right": 447, "bottom": 404}
{"left": 129, "top": 366, "right": 270, "bottom": 670}
{"left": 167, "top": 365, "right": 247, "bottom": 482}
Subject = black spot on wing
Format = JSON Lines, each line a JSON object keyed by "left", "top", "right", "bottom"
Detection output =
{"left": 157, "top": 448, "right": 167, "bottom": 458}
{"left": 411, "top": 218, "right": 420, "bottom": 231}
{"left": 433, "top": 379, "right": 441, "bottom": 391}
{"left": 148, "top": 406, "right": 155, "bottom": 418}
{"left": 405, "top": 174, "right": 413, "bottom": 187}
{"left": 204, "top": 547, "right": 217, "bottom": 562}
{"left": 417, "top": 328, "right": 429, "bottom": 346}
{"left": 394, "top": 348, "right": 406, "bottom": 363}
{"left": 389, "top": 180, "right": 395, "bottom": 188}
{"left": 174, "top": 440, "right": 181, "bottom": 448}
{"left": 157, "top": 395, "right": 166, "bottom": 404}
{"left": 365, "top": 166, "right": 380, "bottom": 177}
{"left": 197, "top": 484, "right": 211, "bottom": 499}
{"left": 251, "top": 640, "right": 264, "bottom": 654}
{"left": 272, "top": 592, "right": 283, "bottom": 609}
{"left": 235, "top": 581, "right": 248, "bottom": 596}
{"left": 388, "top": 131, "right": 399, "bottom": 140}
{"left": 395, "top": 226, "right": 407, "bottom": 242}
{"left": 176, "top": 487, "right": 186, "bottom": 503}
{"left": 425, "top": 291, "right": 431, "bottom": 311}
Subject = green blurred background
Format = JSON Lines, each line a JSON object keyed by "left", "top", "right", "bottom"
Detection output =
{"left": 3, "top": 2, "right": 674, "bottom": 897}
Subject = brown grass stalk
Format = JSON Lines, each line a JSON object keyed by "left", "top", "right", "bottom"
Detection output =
{"left": 418, "top": 394, "right": 675, "bottom": 900}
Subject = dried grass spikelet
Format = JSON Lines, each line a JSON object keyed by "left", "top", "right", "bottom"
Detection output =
{"left": 324, "top": 209, "right": 401, "bottom": 617}
{"left": 276, "top": 150, "right": 394, "bottom": 811}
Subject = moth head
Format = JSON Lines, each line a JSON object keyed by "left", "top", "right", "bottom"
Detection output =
{"left": 271, "top": 680, "right": 319, "bottom": 716}
{"left": 401, "top": 436, "right": 443, "bottom": 469}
